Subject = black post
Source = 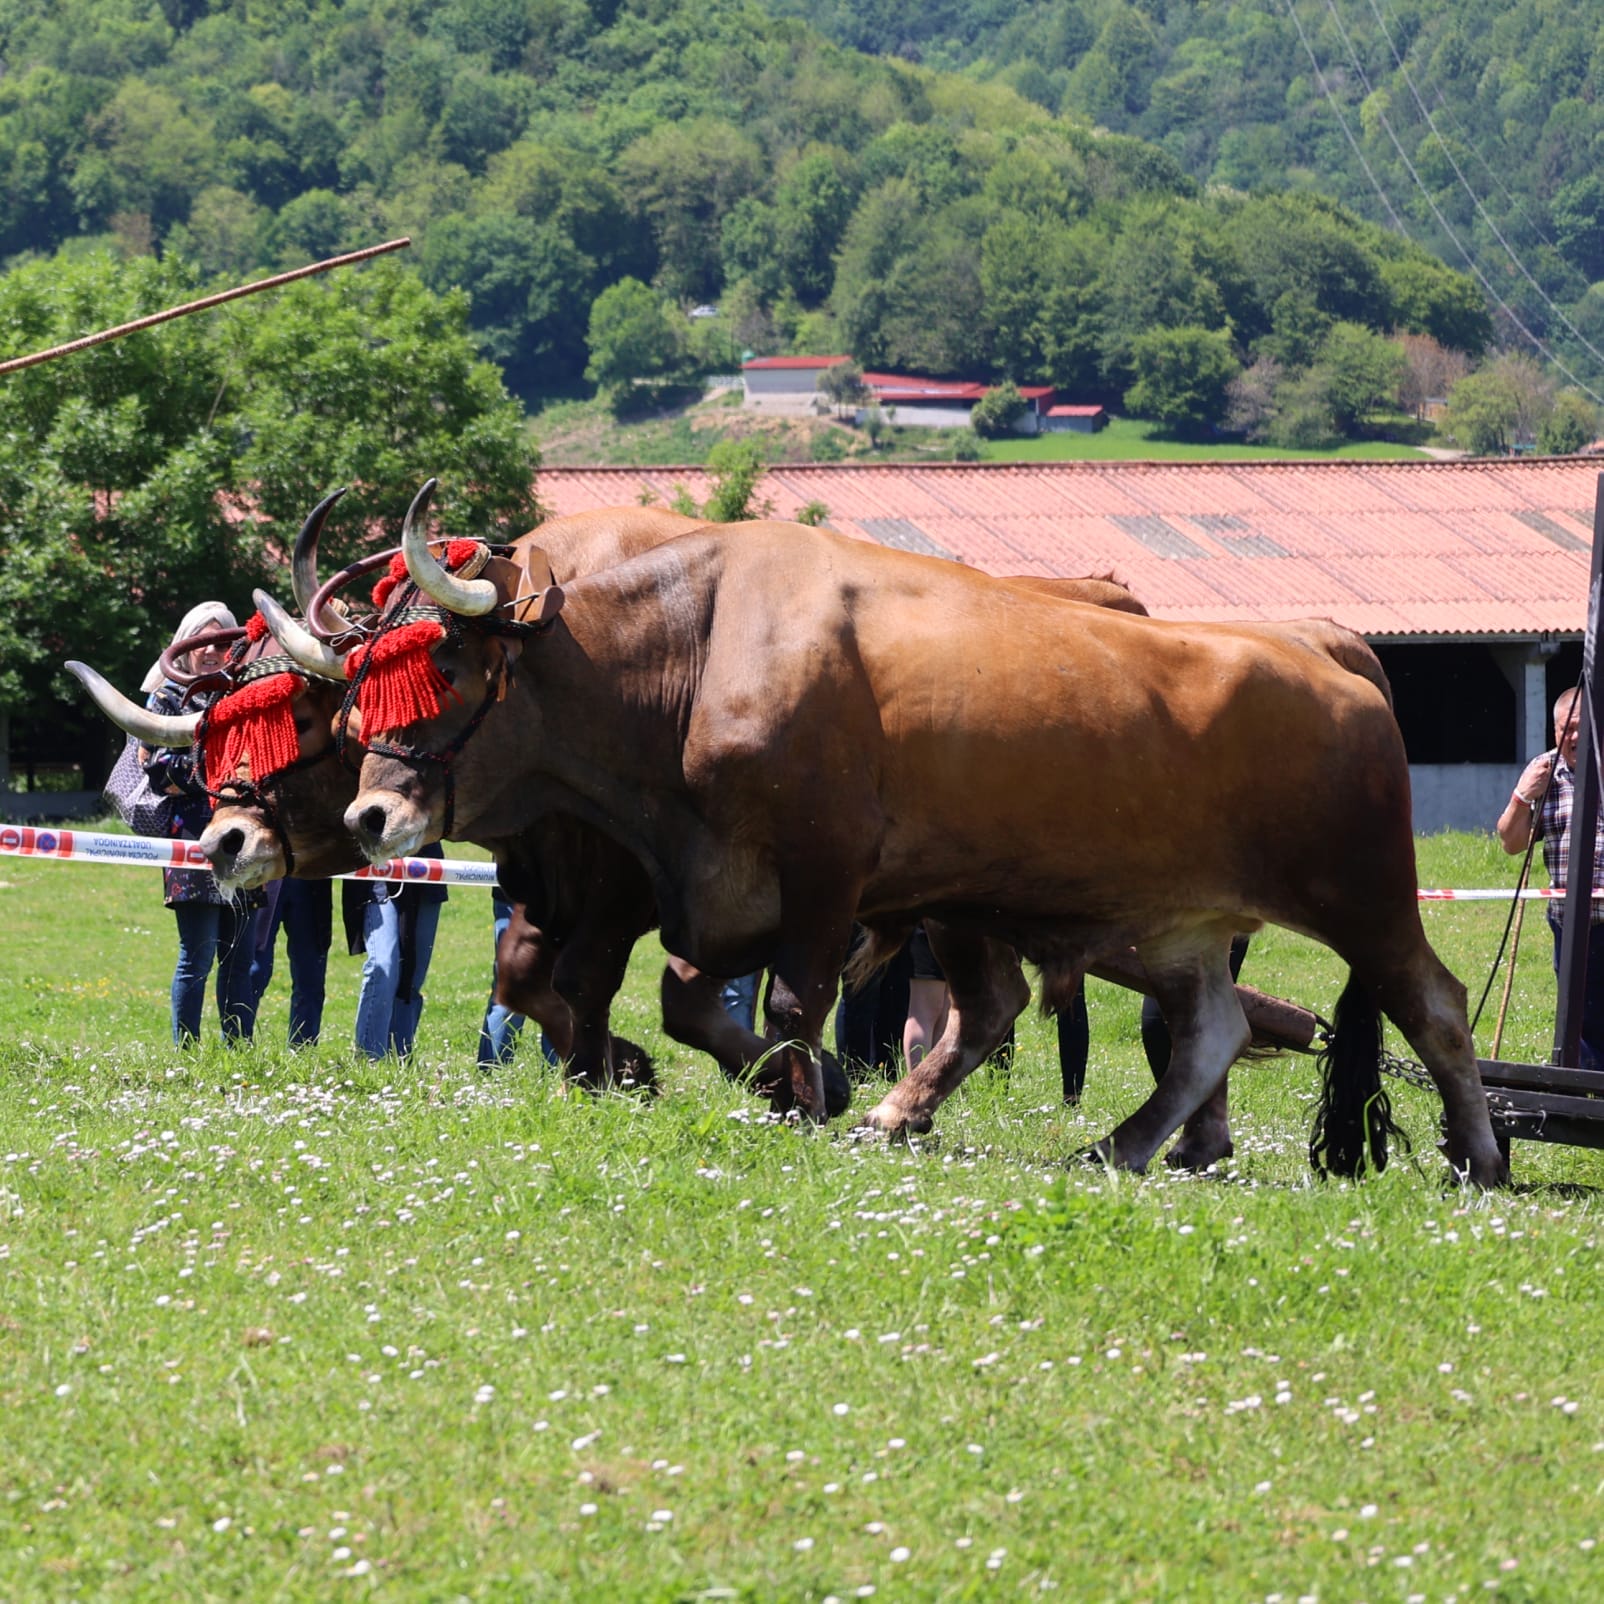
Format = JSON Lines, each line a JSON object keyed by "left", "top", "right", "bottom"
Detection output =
{"left": 1553, "top": 474, "right": 1604, "bottom": 1064}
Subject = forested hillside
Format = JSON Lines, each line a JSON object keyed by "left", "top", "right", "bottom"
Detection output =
{"left": 0, "top": 0, "right": 1492, "bottom": 435}
{"left": 766, "top": 0, "right": 1604, "bottom": 398}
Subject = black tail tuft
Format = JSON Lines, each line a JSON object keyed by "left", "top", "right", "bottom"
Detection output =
{"left": 1309, "top": 974, "right": 1412, "bottom": 1179}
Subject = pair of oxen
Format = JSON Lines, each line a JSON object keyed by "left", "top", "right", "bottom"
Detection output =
{"left": 71, "top": 485, "right": 1508, "bottom": 1187}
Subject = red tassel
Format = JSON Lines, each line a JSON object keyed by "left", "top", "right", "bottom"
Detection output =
{"left": 205, "top": 672, "right": 303, "bottom": 790}
{"left": 244, "top": 611, "right": 269, "bottom": 642}
{"left": 371, "top": 552, "right": 410, "bottom": 609}
{"left": 345, "top": 619, "right": 459, "bottom": 735}
{"left": 446, "top": 538, "right": 482, "bottom": 569}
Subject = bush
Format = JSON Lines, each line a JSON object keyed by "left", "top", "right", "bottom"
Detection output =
{"left": 970, "top": 381, "right": 1027, "bottom": 438}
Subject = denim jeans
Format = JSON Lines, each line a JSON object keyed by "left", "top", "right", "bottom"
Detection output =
{"left": 719, "top": 972, "right": 760, "bottom": 1032}
{"left": 246, "top": 879, "right": 332, "bottom": 1046}
{"left": 171, "top": 900, "right": 258, "bottom": 1048}
{"left": 354, "top": 894, "right": 442, "bottom": 1061}
{"left": 477, "top": 891, "right": 528, "bottom": 1069}
{"left": 1549, "top": 915, "right": 1604, "bottom": 1072}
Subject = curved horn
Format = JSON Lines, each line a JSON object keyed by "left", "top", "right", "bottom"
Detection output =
{"left": 253, "top": 589, "right": 348, "bottom": 680}
{"left": 291, "top": 487, "right": 349, "bottom": 630}
{"left": 400, "top": 479, "right": 497, "bottom": 617}
{"left": 65, "top": 661, "right": 199, "bottom": 747}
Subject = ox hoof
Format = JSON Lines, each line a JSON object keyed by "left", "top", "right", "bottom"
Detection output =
{"left": 856, "top": 1105, "right": 933, "bottom": 1141}
{"left": 1069, "top": 1139, "right": 1147, "bottom": 1174}
{"left": 1165, "top": 1134, "right": 1234, "bottom": 1173}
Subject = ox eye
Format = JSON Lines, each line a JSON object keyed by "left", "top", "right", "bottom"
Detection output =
{"left": 439, "top": 667, "right": 457, "bottom": 687}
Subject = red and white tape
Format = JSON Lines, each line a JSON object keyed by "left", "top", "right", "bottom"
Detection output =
{"left": 1, "top": 823, "right": 1595, "bottom": 900}
{"left": 0, "top": 825, "right": 498, "bottom": 886}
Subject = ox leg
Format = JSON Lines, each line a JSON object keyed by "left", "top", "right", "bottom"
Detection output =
{"left": 660, "top": 960, "right": 853, "bottom": 1118}
{"left": 660, "top": 957, "right": 769, "bottom": 1079}
{"left": 761, "top": 919, "right": 860, "bottom": 1123}
{"left": 1156, "top": 935, "right": 1250, "bottom": 1171}
{"left": 1093, "top": 939, "right": 1249, "bottom": 1173}
{"left": 493, "top": 910, "right": 575, "bottom": 1061}
{"left": 1362, "top": 942, "right": 1508, "bottom": 1187}
{"left": 551, "top": 925, "right": 653, "bottom": 1092}
{"left": 860, "top": 927, "right": 1030, "bottom": 1136}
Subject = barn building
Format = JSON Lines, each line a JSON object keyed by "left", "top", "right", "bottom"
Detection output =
{"left": 537, "top": 458, "right": 1601, "bottom": 834}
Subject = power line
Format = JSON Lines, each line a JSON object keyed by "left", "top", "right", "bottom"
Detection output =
{"left": 1298, "top": 0, "right": 1604, "bottom": 405}
{"left": 1359, "top": 0, "right": 1604, "bottom": 384}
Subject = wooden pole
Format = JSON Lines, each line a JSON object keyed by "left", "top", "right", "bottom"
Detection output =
{"left": 0, "top": 238, "right": 411, "bottom": 377}
{"left": 1491, "top": 886, "right": 1528, "bottom": 1059}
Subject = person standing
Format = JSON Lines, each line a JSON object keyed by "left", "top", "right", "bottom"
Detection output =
{"left": 1497, "top": 685, "right": 1604, "bottom": 1069}
{"left": 141, "top": 602, "right": 262, "bottom": 1048}
{"left": 245, "top": 879, "right": 334, "bottom": 1047}
{"left": 344, "top": 843, "right": 448, "bottom": 1061}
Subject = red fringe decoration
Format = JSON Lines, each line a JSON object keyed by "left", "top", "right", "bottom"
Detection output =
{"left": 345, "top": 619, "right": 458, "bottom": 736}
{"left": 446, "top": 538, "right": 482, "bottom": 568}
{"left": 244, "top": 611, "right": 269, "bottom": 642}
{"left": 205, "top": 673, "right": 302, "bottom": 790}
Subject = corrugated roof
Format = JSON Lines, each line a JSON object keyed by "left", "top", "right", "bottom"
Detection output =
{"left": 535, "top": 459, "right": 1604, "bottom": 638}
{"left": 743, "top": 355, "right": 850, "bottom": 370}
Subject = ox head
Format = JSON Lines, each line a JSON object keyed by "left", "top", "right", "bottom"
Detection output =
{"left": 342, "top": 480, "right": 564, "bottom": 863}
{"left": 194, "top": 590, "right": 366, "bottom": 891}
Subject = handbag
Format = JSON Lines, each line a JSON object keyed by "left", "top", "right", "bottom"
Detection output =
{"left": 104, "top": 733, "right": 177, "bottom": 838}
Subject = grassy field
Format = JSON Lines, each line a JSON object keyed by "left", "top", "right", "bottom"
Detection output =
{"left": 531, "top": 396, "right": 1435, "bottom": 470}
{"left": 1, "top": 827, "right": 1599, "bottom": 1601}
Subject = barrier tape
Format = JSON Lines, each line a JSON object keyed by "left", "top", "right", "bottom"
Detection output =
{"left": 0, "top": 825, "right": 498, "bottom": 886}
{"left": 0, "top": 823, "right": 1595, "bottom": 901}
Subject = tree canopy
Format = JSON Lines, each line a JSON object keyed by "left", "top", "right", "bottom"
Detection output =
{"left": 0, "top": 248, "right": 538, "bottom": 771}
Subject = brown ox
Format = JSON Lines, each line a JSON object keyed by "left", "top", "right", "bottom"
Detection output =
{"left": 341, "top": 512, "right": 1506, "bottom": 1185}
{"left": 205, "top": 512, "right": 1197, "bottom": 1130}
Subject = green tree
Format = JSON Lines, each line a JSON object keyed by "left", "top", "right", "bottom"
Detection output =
{"left": 422, "top": 211, "right": 595, "bottom": 396}
{"left": 773, "top": 149, "right": 858, "bottom": 303}
{"left": 1537, "top": 390, "right": 1597, "bottom": 455}
{"left": 702, "top": 438, "right": 771, "bottom": 521}
{"left": 584, "top": 277, "right": 686, "bottom": 400}
{"left": 618, "top": 118, "right": 763, "bottom": 301}
{"left": 818, "top": 359, "right": 869, "bottom": 418}
{"left": 1125, "top": 326, "right": 1240, "bottom": 432}
{"left": 1308, "top": 321, "right": 1406, "bottom": 435}
{"left": 1441, "top": 368, "right": 1522, "bottom": 456}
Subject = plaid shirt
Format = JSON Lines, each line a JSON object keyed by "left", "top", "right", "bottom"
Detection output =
{"left": 1534, "top": 750, "right": 1604, "bottom": 924}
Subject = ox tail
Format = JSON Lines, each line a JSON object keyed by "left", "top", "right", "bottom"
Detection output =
{"left": 1308, "top": 973, "right": 1411, "bottom": 1179}
{"left": 842, "top": 920, "right": 916, "bottom": 993}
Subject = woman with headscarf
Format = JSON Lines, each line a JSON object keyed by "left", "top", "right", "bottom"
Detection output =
{"left": 140, "top": 601, "right": 264, "bottom": 1048}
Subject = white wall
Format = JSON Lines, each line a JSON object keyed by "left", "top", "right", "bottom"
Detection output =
{"left": 1410, "top": 763, "right": 1524, "bottom": 837}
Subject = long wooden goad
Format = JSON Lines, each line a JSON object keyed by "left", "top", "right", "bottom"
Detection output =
{"left": 0, "top": 237, "right": 412, "bottom": 376}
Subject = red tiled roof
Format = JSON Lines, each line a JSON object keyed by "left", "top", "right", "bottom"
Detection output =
{"left": 534, "top": 459, "right": 1601, "bottom": 638}
{"left": 859, "top": 372, "right": 1054, "bottom": 404}
{"left": 1045, "top": 404, "right": 1106, "bottom": 418}
{"left": 742, "top": 355, "right": 850, "bottom": 370}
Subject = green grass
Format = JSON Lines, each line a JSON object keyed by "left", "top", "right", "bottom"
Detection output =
{"left": 531, "top": 397, "right": 1437, "bottom": 471}
{"left": 1, "top": 827, "right": 1599, "bottom": 1600}
{"left": 982, "top": 417, "right": 1431, "bottom": 463}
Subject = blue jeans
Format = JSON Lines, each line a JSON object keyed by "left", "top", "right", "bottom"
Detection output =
{"left": 354, "top": 895, "right": 442, "bottom": 1060}
{"left": 477, "top": 891, "right": 528, "bottom": 1069}
{"left": 720, "top": 972, "right": 760, "bottom": 1032}
{"left": 246, "top": 879, "right": 332, "bottom": 1046}
{"left": 171, "top": 901, "right": 258, "bottom": 1047}
{"left": 1549, "top": 916, "right": 1604, "bottom": 1072}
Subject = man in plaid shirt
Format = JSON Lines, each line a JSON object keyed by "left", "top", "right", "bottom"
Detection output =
{"left": 1498, "top": 686, "right": 1604, "bottom": 1068}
